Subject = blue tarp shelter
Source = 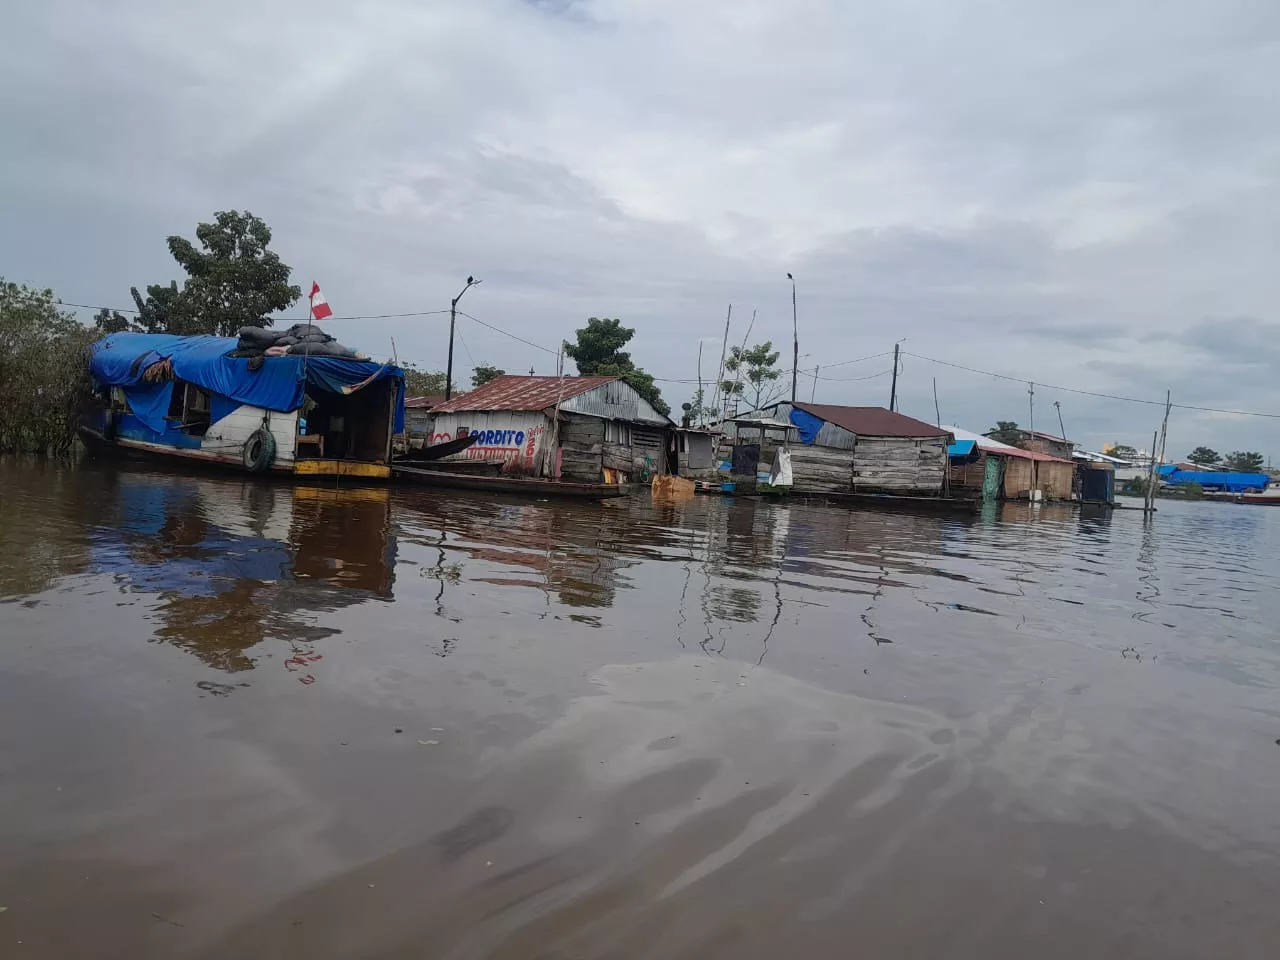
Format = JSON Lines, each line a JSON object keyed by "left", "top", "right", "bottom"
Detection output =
{"left": 947, "top": 439, "right": 977, "bottom": 459}
{"left": 89, "top": 333, "right": 405, "bottom": 435}
{"left": 1156, "top": 465, "right": 1269, "bottom": 492}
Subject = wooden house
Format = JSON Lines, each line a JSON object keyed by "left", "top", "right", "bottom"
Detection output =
{"left": 945, "top": 425, "right": 1076, "bottom": 500}
{"left": 730, "top": 402, "right": 952, "bottom": 495}
{"left": 428, "top": 375, "right": 672, "bottom": 482}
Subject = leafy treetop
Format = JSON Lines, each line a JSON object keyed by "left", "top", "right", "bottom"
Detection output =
{"left": 985, "top": 421, "right": 1023, "bottom": 446}
{"left": 403, "top": 367, "right": 451, "bottom": 398}
{"left": 1223, "top": 450, "right": 1265, "bottom": 472}
{"left": 471, "top": 364, "right": 505, "bottom": 388}
{"left": 720, "top": 342, "right": 782, "bottom": 412}
{"left": 1187, "top": 446, "right": 1221, "bottom": 466}
{"left": 131, "top": 210, "right": 301, "bottom": 337}
{"left": 564, "top": 317, "right": 669, "bottom": 417}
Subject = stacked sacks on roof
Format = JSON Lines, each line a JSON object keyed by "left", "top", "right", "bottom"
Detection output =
{"left": 230, "top": 324, "right": 368, "bottom": 360}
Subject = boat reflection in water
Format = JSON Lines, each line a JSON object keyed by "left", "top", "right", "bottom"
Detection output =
{"left": 87, "top": 469, "right": 396, "bottom": 678}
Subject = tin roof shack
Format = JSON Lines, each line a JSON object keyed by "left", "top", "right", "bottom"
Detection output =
{"left": 428, "top": 375, "right": 672, "bottom": 481}
{"left": 730, "top": 402, "right": 951, "bottom": 494}
{"left": 945, "top": 426, "right": 1076, "bottom": 500}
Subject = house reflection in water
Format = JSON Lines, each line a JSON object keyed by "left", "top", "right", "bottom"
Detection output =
{"left": 89, "top": 472, "right": 396, "bottom": 675}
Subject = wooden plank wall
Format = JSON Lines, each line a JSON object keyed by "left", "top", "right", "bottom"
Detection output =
{"left": 788, "top": 446, "right": 855, "bottom": 492}
{"left": 948, "top": 453, "right": 988, "bottom": 497}
{"left": 1002, "top": 458, "right": 1074, "bottom": 499}
{"left": 631, "top": 425, "right": 666, "bottom": 474}
{"left": 559, "top": 415, "right": 607, "bottom": 481}
{"left": 853, "top": 437, "right": 946, "bottom": 493}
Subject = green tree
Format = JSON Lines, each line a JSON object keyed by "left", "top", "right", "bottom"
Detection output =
{"left": 471, "top": 363, "right": 505, "bottom": 387}
{"left": 1108, "top": 443, "right": 1139, "bottom": 461}
{"left": 682, "top": 387, "right": 717, "bottom": 426}
{"left": 129, "top": 279, "right": 186, "bottom": 333}
{"left": 93, "top": 307, "right": 136, "bottom": 334}
{"left": 132, "top": 210, "right": 301, "bottom": 336}
{"left": 403, "top": 367, "right": 451, "bottom": 397}
{"left": 985, "top": 421, "right": 1023, "bottom": 446}
{"left": 564, "top": 317, "right": 670, "bottom": 417}
{"left": 0, "top": 279, "right": 99, "bottom": 456}
{"left": 1223, "top": 451, "right": 1265, "bottom": 472}
{"left": 721, "top": 341, "right": 781, "bottom": 411}
{"left": 564, "top": 317, "right": 633, "bottom": 374}
{"left": 1187, "top": 446, "right": 1221, "bottom": 466}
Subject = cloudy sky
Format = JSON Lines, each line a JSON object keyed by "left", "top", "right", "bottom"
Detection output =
{"left": 4, "top": 0, "right": 1279, "bottom": 456}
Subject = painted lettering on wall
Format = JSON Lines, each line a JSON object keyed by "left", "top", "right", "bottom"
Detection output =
{"left": 427, "top": 425, "right": 546, "bottom": 471}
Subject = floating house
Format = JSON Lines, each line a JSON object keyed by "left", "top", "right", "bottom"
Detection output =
{"left": 730, "top": 402, "right": 952, "bottom": 495}
{"left": 403, "top": 394, "right": 447, "bottom": 438}
{"left": 427, "top": 375, "right": 673, "bottom": 481}
{"left": 83, "top": 333, "right": 405, "bottom": 479}
{"left": 944, "top": 425, "right": 1076, "bottom": 500}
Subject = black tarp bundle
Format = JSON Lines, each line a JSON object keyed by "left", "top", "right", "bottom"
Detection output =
{"left": 230, "top": 324, "right": 367, "bottom": 359}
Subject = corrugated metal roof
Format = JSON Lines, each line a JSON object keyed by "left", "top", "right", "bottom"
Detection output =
{"left": 792, "top": 403, "right": 951, "bottom": 439}
{"left": 943, "top": 425, "right": 1074, "bottom": 464}
{"left": 430, "top": 375, "right": 619, "bottom": 414}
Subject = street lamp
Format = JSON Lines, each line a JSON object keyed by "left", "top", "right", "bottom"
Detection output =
{"left": 786, "top": 272, "right": 798, "bottom": 404}
{"left": 445, "top": 275, "right": 480, "bottom": 400}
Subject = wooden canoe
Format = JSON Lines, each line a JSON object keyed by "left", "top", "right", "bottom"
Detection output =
{"left": 395, "top": 434, "right": 480, "bottom": 462}
{"left": 392, "top": 465, "right": 628, "bottom": 499}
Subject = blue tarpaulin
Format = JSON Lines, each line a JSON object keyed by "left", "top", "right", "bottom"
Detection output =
{"left": 1156, "top": 465, "right": 1269, "bottom": 492}
{"left": 89, "top": 333, "right": 405, "bottom": 435}
{"left": 947, "top": 439, "right": 977, "bottom": 458}
{"left": 788, "top": 407, "right": 826, "bottom": 445}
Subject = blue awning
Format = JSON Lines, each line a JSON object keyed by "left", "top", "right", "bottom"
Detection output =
{"left": 947, "top": 439, "right": 977, "bottom": 457}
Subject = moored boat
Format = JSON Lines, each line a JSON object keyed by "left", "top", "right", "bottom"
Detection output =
{"left": 82, "top": 333, "right": 405, "bottom": 480}
{"left": 391, "top": 464, "right": 627, "bottom": 499}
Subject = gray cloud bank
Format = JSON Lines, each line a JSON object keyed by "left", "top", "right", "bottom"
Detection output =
{"left": 3, "top": 0, "right": 1278, "bottom": 455}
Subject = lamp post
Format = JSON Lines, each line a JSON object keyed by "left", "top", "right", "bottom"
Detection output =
{"left": 445, "top": 276, "right": 480, "bottom": 400}
{"left": 786, "top": 272, "right": 798, "bottom": 403}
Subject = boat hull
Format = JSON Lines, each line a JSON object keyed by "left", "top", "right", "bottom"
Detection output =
{"left": 392, "top": 465, "right": 626, "bottom": 499}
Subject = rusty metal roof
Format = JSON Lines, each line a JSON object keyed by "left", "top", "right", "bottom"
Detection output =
{"left": 430, "top": 375, "right": 619, "bottom": 413}
{"left": 792, "top": 403, "right": 952, "bottom": 439}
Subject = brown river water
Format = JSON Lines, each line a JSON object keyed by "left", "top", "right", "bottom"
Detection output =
{"left": 2, "top": 456, "right": 1279, "bottom": 959}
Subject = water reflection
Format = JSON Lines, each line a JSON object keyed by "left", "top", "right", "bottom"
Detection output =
{"left": 0, "top": 461, "right": 397, "bottom": 676}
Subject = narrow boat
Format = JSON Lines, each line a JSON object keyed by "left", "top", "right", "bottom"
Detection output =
{"left": 1204, "top": 482, "right": 1280, "bottom": 505}
{"left": 81, "top": 333, "right": 405, "bottom": 480}
{"left": 391, "top": 464, "right": 627, "bottom": 499}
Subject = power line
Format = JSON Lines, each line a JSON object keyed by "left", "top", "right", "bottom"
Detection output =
{"left": 905, "top": 351, "right": 1280, "bottom": 420}
{"left": 56, "top": 298, "right": 452, "bottom": 323}
{"left": 456, "top": 309, "right": 560, "bottom": 356}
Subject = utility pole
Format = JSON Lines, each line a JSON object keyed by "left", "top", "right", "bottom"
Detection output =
{"left": 787, "top": 273, "right": 798, "bottom": 403}
{"left": 811, "top": 365, "right": 819, "bottom": 403}
{"left": 1028, "top": 381, "right": 1035, "bottom": 437}
{"left": 445, "top": 276, "right": 480, "bottom": 400}
{"left": 1054, "top": 400, "right": 1066, "bottom": 443}
{"left": 932, "top": 377, "right": 941, "bottom": 427}
{"left": 696, "top": 341, "right": 704, "bottom": 427}
{"left": 712, "top": 304, "right": 732, "bottom": 421}
{"left": 889, "top": 342, "right": 901, "bottom": 411}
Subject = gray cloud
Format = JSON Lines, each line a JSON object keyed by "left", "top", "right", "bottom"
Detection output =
{"left": 2, "top": 0, "right": 1279, "bottom": 455}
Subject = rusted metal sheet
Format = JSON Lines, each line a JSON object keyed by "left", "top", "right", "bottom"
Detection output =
{"left": 431, "top": 375, "right": 669, "bottom": 425}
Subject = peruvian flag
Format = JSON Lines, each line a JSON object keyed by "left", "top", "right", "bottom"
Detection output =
{"left": 309, "top": 281, "right": 333, "bottom": 321}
